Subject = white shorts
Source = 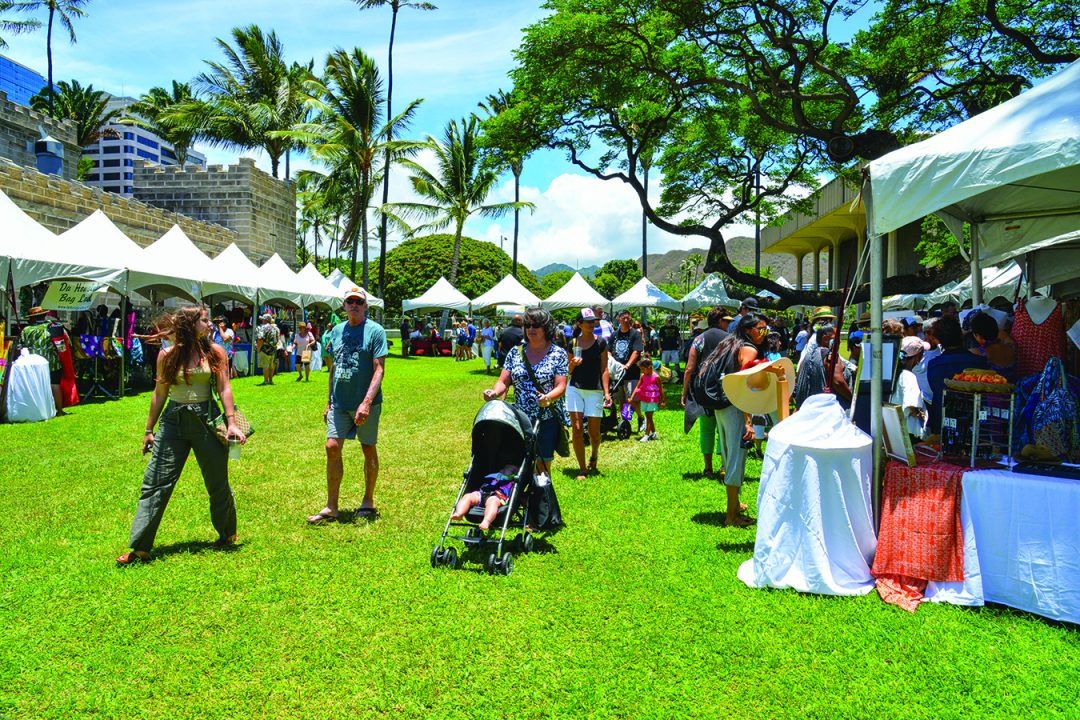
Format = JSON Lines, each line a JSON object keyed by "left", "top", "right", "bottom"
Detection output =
{"left": 661, "top": 350, "right": 680, "bottom": 364}
{"left": 565, "top": 386, "right": 604, "bottom": 418}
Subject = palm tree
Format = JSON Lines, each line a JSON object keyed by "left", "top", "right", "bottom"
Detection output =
{"left": 295, "top": 169, "right": 342, "bottom": 268}
{"left": 0, "top": 2, "right": 41, "bottom": 50}
{"left": 30, "top": 78, "right": 119, "bottom": 147}
{"left": 390, "top": 116, "right": 532, "bottom": 288}
{"left": 477, "top": 89, "right": 527, "bottom": 278}
{"left": 353, "top": 0, "right": 436, "bottom": 298}
{"left": 280, "top": 47, "right": 422, "bottom": 287}
{"left": 5, "top": 1, "right": 89, "bottom": 114}
{"left": 124, "top": 81, "right": 198, "bottom": 167}
{"left": 176, "top": 25, "right": 308, "bottom": 178}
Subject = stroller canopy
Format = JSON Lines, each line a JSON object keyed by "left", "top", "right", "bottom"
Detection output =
{"left": 473, "top": 401, "right": 537, "bottom": 470}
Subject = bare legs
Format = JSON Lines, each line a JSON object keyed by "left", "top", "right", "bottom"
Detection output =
{"left": 450, "top": 491, "right": 504, "bottom": 530}
{"left": 311, "top": 438, "right": 378, "bottom": 522}
{"left": 571, "top": 412, "right": 602, "bottom": 479}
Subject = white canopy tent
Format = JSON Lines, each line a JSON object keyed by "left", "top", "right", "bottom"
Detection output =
{"left": 325, "top": 268, "right": 385, "bottom": 309}
{"left": 864, "top": 59, "right": 1080, "bottom": 522}
{"left": 207, "top": 243, "right": 261, "bottom": 303}
{"left": 470, "top": 274, "right": 541, "bottom": 309}
{"left": 1, "top": 190, "right": 61, "bottom": 292}
{"left": 255, "top": 254, "right": 306, "bottom": 308}
{"left": 610, "top": 277, "right": 683, "bottom": 313}
{"left": 294, "top": 263, "right": 345, "bottom": 308}
{"left": 402, "top": 276, "right": 471, "bottom": 313}
{"left": 680, "top": 273, "right": 740, "bottom": 312}
{"left": 127, "top": 225, "right": 209, "bottom": 303}
{"left": 11, "top": 209, "right": 131, "bottom": 293}
{"left": 540, "top": 272, "right": 608, "bottom": 311}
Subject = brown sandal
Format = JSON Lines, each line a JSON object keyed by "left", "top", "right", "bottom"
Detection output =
{"left": 116, "top": 550, "right": 150, "bottom": 565}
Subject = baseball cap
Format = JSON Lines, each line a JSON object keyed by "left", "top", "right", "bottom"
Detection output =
{"left": 343, "top": 286, "right": 367, "bottom": 302}
{"left": 901, "top": 336, "right": 930, "bottom": 357}
{"left": 740, "top": 297, "right": 760, "bottom": 310}
{"left": 577, "top": 307, "right": 596, "bottom": 322}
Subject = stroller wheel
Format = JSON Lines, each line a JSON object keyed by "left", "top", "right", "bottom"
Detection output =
{"left": 430, "top": 546, "right": 444, "bottom": 568}
{"left": 522, "top": 533, "right": 535, "bottom": 554}
{"left": 444, "top": 546, "right": 459, "bottom": 569}
{"left": 485, "top": 553, "right": 498, "bottom": 575}
{"left": 501, "top": 552, "right": 515, "bottom": 576}
{"left": 617, "top": 420, "right": 631, "bottom": 440}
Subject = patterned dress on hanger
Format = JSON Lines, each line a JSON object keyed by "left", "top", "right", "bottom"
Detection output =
{"left": 1012, "top": 297, "right": 1065, "bottom": 380}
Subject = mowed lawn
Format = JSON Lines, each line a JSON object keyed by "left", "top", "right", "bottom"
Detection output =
{"left": 1, "top": 353, "right": 1078, "bottom": 719}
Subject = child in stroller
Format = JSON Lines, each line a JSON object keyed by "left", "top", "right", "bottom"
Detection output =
{"left": 451, "top": 463, "right": 518, "bottom": 532}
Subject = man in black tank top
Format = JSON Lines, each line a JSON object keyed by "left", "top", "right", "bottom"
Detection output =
{"left": 681, "top": 307, "right": 731, "bottom": 477}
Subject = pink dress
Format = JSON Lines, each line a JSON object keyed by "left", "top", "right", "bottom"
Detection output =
{"left": 637, "top": 373, "right": 662, "bottom": 403}
{"left": 1012, "top": 298, "right": 1065, "bottom": 380}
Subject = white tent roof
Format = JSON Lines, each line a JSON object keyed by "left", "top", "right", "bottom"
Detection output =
{"left": 680, "top": 273, "right": 739, "bottom": 311}
{"left": 869, "top": 59, "right": 1080, "bottom": 267}
{"left": 324, "top": 268, "right": 385, "bottom": 309}
{"left": 10, "top": 208, "right": 132, "bottom": 292}
{"left": 207, "top": 244, "right": 262, "bottom": 303}
{"left": 296, "top": 263, "right": 346, "bottom": 308}
{"left": 127, "top": 225, "right": 209, "bottom": 302}
{"left": 540, "top": 272, "right": 608, "bottom": 311}
{"left": 255, "top": 254, "right": 306, "bottom": 307}
{"left": 610, "top": 277, "right": 683, "bottom": 312}
{"left": 928, "top": 262, "right": 1024, "bottom": 307}
{"left": 1, "top": 190, "right": 61, "bottom": 290}
{"left": 471, "top": 274, "right": 541, "bottom": 309}
{"left": 402, "top": 276, "right": 470, "bottom": 312}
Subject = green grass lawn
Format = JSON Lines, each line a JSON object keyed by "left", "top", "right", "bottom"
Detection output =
{"left": 1, "top": 355, "right": 1078, "bottom": 719}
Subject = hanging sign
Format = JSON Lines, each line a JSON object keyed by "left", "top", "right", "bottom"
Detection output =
{"left": 41, "top": 280, "right": 103, "bottom": 311}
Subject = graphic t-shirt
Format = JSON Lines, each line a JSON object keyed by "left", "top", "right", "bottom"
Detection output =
{"left": 324, "top": 320, "right": 389, "bottom": 411}
{"left": 610, "top": 328, "right": 644, "bottom": 381}
{"left": 659, "top": 324, "right": 681, "bottom": 351}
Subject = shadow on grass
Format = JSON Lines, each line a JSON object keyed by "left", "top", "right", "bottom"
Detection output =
{"left": 691, "top": 511, "right": 728, "bottom": 527}
{"left": 682, "top": 471, "right": 719, "bottom": 482}
{"left": 151, "top": 539, "right": 242, "bottom": 560}
{"left": 716, "top": 540, "right": 756, "bottom": 553}
{"left": 333, "top": 508, "right": 381, "bottom": 525}
{"left": 467, "top": 368, "right": 497, "bottom": 377}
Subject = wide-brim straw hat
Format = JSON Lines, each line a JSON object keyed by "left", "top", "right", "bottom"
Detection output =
{"left": 27, "top": 306, "right": 49, "bottom": 318}
{"left": 855, "top": 311, "right": 871, "bottom": 327}
{"left": 812, "top": 305, "right": 837, "bottom": 322}
{"left": 722, "top": 357, "right": 796, "bottom": 415}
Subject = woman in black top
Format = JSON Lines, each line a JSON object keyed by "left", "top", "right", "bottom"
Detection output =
{"left": 566, "top": 308, "right": 611, "bottom": 480}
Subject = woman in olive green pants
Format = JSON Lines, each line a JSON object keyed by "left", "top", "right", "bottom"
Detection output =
{"left": 118, "top": 305, "right": 246, "bottom": 564}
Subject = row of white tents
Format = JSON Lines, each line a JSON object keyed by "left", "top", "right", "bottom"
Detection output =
{"left": 402, "top": 270, "right": 743, "bottom": 315}
{"left": 0, "top": 190, "right": 384, "bottom": 311}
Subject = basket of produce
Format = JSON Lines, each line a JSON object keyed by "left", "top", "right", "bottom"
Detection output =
{"left": 944, "top": 369, "right": 1014, "bottom": 394}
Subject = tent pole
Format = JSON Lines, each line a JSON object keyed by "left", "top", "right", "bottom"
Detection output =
{"left": 970, "top": 225, "right": 983, "bottom": 306}
{"left": 870, "top": 230, "right": 883, "bottom": 533}
{"left": 249, "top": 302, "right": 255, "bottom": 377}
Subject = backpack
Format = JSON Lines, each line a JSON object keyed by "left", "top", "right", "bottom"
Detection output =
{"left": 692, "top": 342, "right": 738, "bottom": 410}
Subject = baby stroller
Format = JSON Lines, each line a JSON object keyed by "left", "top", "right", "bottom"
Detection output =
{"left": 431, "top": 400, "right": 538, "bottom": 575}
{"left": 599, "top": 356, "right": 632, "bottom": 440}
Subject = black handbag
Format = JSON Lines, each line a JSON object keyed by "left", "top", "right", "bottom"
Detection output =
{"left": 528, "top": 475, "right": 564, "bottom": 532}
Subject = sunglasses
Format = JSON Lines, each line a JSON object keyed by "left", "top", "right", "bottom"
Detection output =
{"left": 344, "top": 298, "right": 366, "bottom": 306}
{"left": 524, "top": 322, "right": 545, "bottom": 329}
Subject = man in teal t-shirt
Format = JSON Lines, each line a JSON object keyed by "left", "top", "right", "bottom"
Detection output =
{"left": 307, "top": 286, "right": 388, "bottom": 525}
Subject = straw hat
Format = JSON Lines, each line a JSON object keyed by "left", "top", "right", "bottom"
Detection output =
{"left": 855, "top": 311, "right": 871, "bottom": 327}
{"left": 27, "top": 306, "right": 50, "bottom": 318}
{"left": 811, "top": 305, "right": 836, "bottom": 322}
{"left": 722, "top": 357, "right": 796, "bottom": 415}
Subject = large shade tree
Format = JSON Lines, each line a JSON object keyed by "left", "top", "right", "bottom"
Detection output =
{"left": 280, "top": 47, "right": 422, "bottom": 288}
{"left": 353, "top": 0, "right": 437, "bottom": 299}
{"left": 489, "top": 0, "right": 1079, "bottom": 307}
{"left": 389, "top": 116, "right": 531, "bottom": 288}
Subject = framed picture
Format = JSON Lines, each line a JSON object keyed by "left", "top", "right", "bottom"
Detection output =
{"left": 882, "top": 403, "right": 916, "bottom": 467}
{"left": 856, "top": 336, "right": 901, "bottom": 396}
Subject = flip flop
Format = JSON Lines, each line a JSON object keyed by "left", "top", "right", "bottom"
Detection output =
{"left": 306, "top": 511, "right": 338, "bottom": 525}
{"left": 116, "top": 551, "right": 150, "bottom": 565}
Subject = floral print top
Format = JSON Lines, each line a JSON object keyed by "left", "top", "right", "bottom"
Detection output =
{"left": 504, "top": 343, "right": 570, "bottom": 426}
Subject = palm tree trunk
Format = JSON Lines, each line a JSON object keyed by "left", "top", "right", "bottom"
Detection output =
{"left": 361, "top": 210, "right": 370, "bottom": 290}
{"left": 512, "top": 169, "right": 520, "bottom": 278}
{"left": 376, "top": 6, "right": 399, "bottom": 300}
{"left": 344, "top": 209, "right": 362, "bottom": 282}
{"left": 46, "top": 4, "right": 55, "bottom": 115}
{"left": 313, "top": 222, "right": 320, "bottom": 267}
{"left": 442, "top": 218, "right": 466, "bottom": 332}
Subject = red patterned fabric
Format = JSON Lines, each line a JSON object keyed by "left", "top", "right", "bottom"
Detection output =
{"left": 873, "top": 459, "right": 966, "bottom": 612}
{"left": 1012, "top": 298, "right": 1065, "bottom": 381}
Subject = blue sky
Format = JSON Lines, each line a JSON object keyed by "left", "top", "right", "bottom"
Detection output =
{"left": 2, "top": 0, "right": 737, "bottom": 270}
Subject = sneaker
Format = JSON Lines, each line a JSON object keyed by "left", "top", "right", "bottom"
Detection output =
{"left": 639, "top": 434, "right": 652, "bottom": 442}
{"left": 636, "top": 417, "right": 645, "bottom": 433}
{"left": 650, "top": 432, "right": 658, "bottom": 441}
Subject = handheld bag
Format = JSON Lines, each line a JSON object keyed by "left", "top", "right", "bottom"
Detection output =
{"left": 1029, "top": 357, "right": 1079, "bottom": 460}
{"left": 209, "top": 375, "right": 255, "bottom": 446}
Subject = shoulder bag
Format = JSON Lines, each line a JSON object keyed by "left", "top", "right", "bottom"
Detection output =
{"left": 521, "top": 346, "right": 570, "bottom": 457}
{"left": 208, "top": 372, "right": 255, "bottom": 446}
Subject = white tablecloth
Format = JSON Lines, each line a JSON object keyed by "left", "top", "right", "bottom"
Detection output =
{"left": 943, "top": 469, "right": 1080, "bottom": 625}
{"left": 5, "top": 349, "right": 55, "bottom": 422}
{"left": 738, "top": 395, "right": 878, "bottom": 595}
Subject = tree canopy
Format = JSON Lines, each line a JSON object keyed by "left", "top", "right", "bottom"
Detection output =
{"left": 381, "top": 233, "right": 543, "bottom": 312}
{"left": 487, "top": 0, "right": 1077, "bottom": 307}
{"left": 591, "top": 258, "right": 642, "bottom": 300}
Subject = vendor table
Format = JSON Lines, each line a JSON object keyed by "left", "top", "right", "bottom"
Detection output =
{"left": 959, "top": 468, "right": 1080, "bottom": 625}
{"left": 410, "top": 338, "right": 453, "bottom": 356}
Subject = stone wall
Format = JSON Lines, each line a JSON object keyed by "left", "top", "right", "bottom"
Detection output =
{"left": 0, "top": 90, "right": 81, "bottom": 180}
{"left": 0, "top": 156, "right": 237, "bottom": 252}
{"left": 133, "top": 157, "right": 296, "bottom": 265}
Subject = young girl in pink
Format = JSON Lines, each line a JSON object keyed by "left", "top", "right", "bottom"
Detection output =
{"left": 631, "top": 355, "right": 665, "bottom": 441}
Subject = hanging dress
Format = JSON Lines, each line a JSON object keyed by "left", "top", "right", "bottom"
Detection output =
{"left": 1012, "top": 297, "right": 1065, "bottom": 381}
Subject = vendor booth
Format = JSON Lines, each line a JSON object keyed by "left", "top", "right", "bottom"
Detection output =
{"left": 471, "top": 274, "right": 540, "bottom": 309}
{"left": 540, "top": 272, "right": 609, "bottom": 312}
{"left": 679, "top": 273, "right": 739, "bottom": 312}
{"left": 609, "top": 277, "right": 682, "bottom": 313}
{"left": 403, "top": 277, "right": 470, "bottom": 356}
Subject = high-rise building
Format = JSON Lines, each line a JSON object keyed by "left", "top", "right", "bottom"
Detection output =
{"left": 80, "top": 95, "right": 206, "bottom": 195}
{"left": 0, "top": 54, "right": 48, "bottom": 106}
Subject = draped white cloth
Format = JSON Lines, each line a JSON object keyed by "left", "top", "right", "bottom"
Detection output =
{"left": 5, "top": 349, "right": 55, "bottom": 423}
{"left": 738, "top": 394, "right": 878, "bottom": 595}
